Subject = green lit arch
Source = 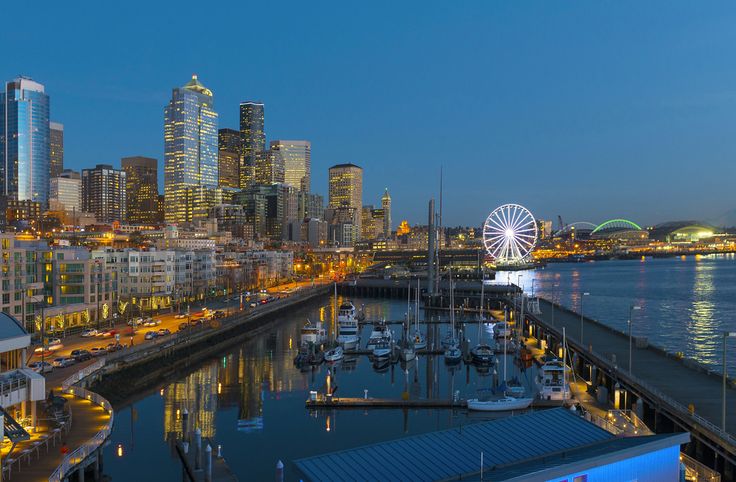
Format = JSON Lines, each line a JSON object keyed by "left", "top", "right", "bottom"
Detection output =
{"left": 591, "top": 219, "right": 642, "bottom": 235}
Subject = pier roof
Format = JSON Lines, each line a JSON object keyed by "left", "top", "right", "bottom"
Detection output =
{"left": 295, "top": 408, "right": 666, "bottom": 481}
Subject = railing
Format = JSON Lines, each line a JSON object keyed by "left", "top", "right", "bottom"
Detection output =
{"left": 49, "top": 363, "right": 113, "bottom": 482}
{"left": 681, "top": 452, "right": 722, "bottom": 482}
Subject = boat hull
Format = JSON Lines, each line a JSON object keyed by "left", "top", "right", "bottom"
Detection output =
{"left": 467, "top": 397, "right": 533, "bottom": 412}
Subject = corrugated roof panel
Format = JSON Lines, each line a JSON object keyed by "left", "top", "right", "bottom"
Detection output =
{"left": 295, "top": 409, "right": 615, "bottom": 482}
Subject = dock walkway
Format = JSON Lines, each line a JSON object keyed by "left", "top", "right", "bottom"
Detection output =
{"left": 534, "top": 298, "right": 736, "bottom": 438}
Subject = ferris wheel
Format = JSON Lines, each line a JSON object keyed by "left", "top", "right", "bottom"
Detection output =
{"left": 483, "top": 204, "right": 538, "bottom": 264}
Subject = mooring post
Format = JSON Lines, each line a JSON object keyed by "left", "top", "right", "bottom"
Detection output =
{"left": 182, "top": 409, "right": 189, "bottom": 442}
{"left": 276, "top": 460, "right": 284, "bottom": 482}
{"left": 204, "top": 444, "right": 212, "bottom": 482}
{"left": 194, "top": 428, "right": 202, "bottom": 470}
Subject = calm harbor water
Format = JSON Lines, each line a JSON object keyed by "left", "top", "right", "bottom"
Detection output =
{"left": 103, "top": 255, "right": 736, "bottom": 480}
{"left": 102, "top": 297, "right": 523, "bottom": 481}
{"left": 504, "top": 253, "right": 736, "bottom": 372}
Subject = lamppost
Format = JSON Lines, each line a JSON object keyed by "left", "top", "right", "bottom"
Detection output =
{"left": 627, "top": 305, "right": 641, "bottom": 374}
{"left": 580, "top": 292, "right": 590, "bottom": 346}
{"left": 723, "top": 331, "right": 736, "bottom": 431}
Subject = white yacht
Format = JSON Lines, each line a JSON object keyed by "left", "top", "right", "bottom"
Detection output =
{"left": 467, "top": 396, "right": 533, "bottom": 412}
{"left": 300, "top": 320, "right": 327, "bottom": 346}
{"left": 537, "top": 357, "right": 571, "bottom": 401}
{"left": 494, "top": 321, "right": 512, "bottom": 338}
{"left": 337, "top": 301, "right": 358, "bottom": 335}
{"left": 366, "top": 320, "right": 392, "bottom": 349}
{"left": 324, "top": 345, "right": 344, "bottom": 363}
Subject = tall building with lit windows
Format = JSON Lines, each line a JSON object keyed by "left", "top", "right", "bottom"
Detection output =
{"left": 82, "top": 164, "right": 126, "bottom": 223}
{"left": 0, "top": 77, "right": 51, "bottom": 206}
{"left": 239, "top": 101, "right": 264, "bottom": 188}
{"left": 254, "top": 149, "right": 284, "bottom": 185}
{"left": 328, "top": 163, "right": 363, "bottom": 244}
{"left": 164, "top": 75, "right": 219, "bottom": 223}
{"left": 122, "top": 156, "right": 159, "bottom": 225}
{"left": 49, "top": 122, "right": 64, "bottom": 179}
{"left": 218, "top": 129, "right": 241, "bottom": 189}
{"left": 382, "top": 188, "right": 391, "bottom": 237}
{"left": 271, "top": 140, "right": 310, "bottom": 192}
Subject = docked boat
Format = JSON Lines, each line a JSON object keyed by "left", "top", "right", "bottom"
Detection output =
{"left": 337, "top": 334, "right": 360, "bottom": 350}
{"left": 334, "top": 284, "right": 360, "bottom": 350}
{"left": 293, "top": 345, "right": 310, "bottom": 366}
{"left": 537, "top": 357, "right": 571, "bottom": 400}
{"left": 467, "top": 396, "right": 533, "bottom": 412}
{"left": 400, "top": 345, "right": 416, "bottom": 362}
{"left": 494, "top": 321, "right": 512, "bottom": 338}
{"left": 444, "top": 273, "right": 462, "bottom": 365}
{"left": 444, "top": 343, "right": 462, "bottom": 364}
{"left": 411, "top": 279, "right": 427, "bottom": 350}
{"left": 372, "top": 340, "right": 393, "bottom": 360}
{"left": 366, "top": 320, "right": 392, "bottom": 349}
{"left": 300, "top": 319, "right": 327, "bottom": 346}
{"left": 470, "top": 343, "right": 494, "bottom": 365}
{"left": 324, "top": 345, "right": 344, "bottom": 363}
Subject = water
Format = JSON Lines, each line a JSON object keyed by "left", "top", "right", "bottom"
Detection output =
{"left": 499, "top": 253, "right": 736, "bottom": 372}
{"left": 102, "top": 297, "right": 526, "bottom": 481}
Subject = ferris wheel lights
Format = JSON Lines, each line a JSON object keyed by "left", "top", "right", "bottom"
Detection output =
{"left": 483, "top": 203, "right": 538, "bottom": 265}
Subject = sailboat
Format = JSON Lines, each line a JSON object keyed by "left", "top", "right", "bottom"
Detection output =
{"left": 400, "top": 286, "right": 416, "bottom": 362}
{"left": 467, "top": 395, "right": 533, "bottom": 412}
{"left": 470, "top": 310, "right": 494, "bottom": 366}
{"left": 324, "top": 284, "right": 344, "bottom": 363}
{"left": 444, "top": 273, "right": 462, "bottom": 364}
{"left": 412, "top": 279, "right": 427, "bottom": 350}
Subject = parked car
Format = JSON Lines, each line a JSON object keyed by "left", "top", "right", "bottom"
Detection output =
{"left": 144, "top": 331, "right": 157, "bottom": 340}
{"left": 28, "top": 361, "right": 53, "bottom": 374}
{"left": 47, "top": 338, "right": 63, "bottom": 350}
{"left": 52, "top": 357, "right": 76, "bottom": 368}
{"left": 157, "top": 328, "right": 171, "bottom": 337}
{"left": 98, "top": 329, "right": 117, "bottom": 338}
{"left": 70, "top": 349, "right": 92, "bottom": 361}
{"left": 81, "top": 329, "right": 98, "bottom": 338}
{"left": 90, "top": 347, "right": 106, "bottom": 356}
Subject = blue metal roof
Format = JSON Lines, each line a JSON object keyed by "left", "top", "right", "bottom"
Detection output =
{"left": 295, "top": 408, "right": 614, "bottom": 482}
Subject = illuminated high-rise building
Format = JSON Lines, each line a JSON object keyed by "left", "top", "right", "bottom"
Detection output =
{"left": 239, "top": 101, "right": 264, "bottom": 188}
{"left": 0, "top": 77, "right": 50, "bottom": 206}
{"left": 270, "top": 140, "right": 310, "bottom": 193}
{"left": 49, "top": 122, "right": 64, "bottom": 179}
{"left": 382, "top": 188, "right": 391, "bottom": 237}
{"left": 328, "top": 163, "right": 363, "bottom": 239}
{"left": 218, "top": 128, "right": 241, "bottom": 189}
{"left": 254, "top": 149, "right": 284, "bottom": 185}
{"left": 49, "top": 169, "right": 81, "bottom": 213}
{"left": 82, "top": 164, "right": 126, "bottom": 224}
{"left": 122, "top": 156, "right": 159, "bottom": 225}
{"left": 164, "top": 75, "right": 219, "bottom": 223}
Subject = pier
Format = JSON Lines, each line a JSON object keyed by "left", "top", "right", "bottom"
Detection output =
{"left": 521, "top": 296, "right": 736, "bottom": 478}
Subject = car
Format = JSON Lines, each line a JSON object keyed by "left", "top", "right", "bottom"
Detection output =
{"left": 90, "top": 347, "right": 106, "bottom": 356}
{"left": 106, "top": 343, "right": 123, "bottom": 352}
{"left": 47, "top": 338, "right": 63, "bottom": 350}
{"left": 249, "top": 302, "right": 257, "bottom": 308}
{"left": 70, "top": 349, "right": 92, "bottom": 361}
{"left": 28, "top": 361, "right": 53, "bottom": 374}
{"left": 81, "top": 329, "right": 98, "bottom": 337}
{"left": 52, "top": 357, "right": 76, "bottom": 368}
{"left": 174, "top": 314, "right": 187, "bottom": 319}
{"left": 144, "top": 331, "right": 157, "bottom": 340}
{"left": 98, "top": 329, "right": 117, "bottom": 338}
{"left": 157, "top": 328, "right": 171, "bottom": 337}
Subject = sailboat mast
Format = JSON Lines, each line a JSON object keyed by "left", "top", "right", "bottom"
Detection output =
{"left": 334, "top": 282, "right": 338, "bottom": 341}
{"left": 503, "top": 308, "right": 507, "bottom": 383}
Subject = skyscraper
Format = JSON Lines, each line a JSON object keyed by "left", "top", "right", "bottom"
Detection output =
{"left": 271, "top": 140, "right": 310, "bottom": 192}
{"left": 0, "top": 77, "right": 50, "bottom": 206}
{"left": 239, "top": 101, "right": 265, "bottom": 188}
{"left": 49, "top": 122, "right": 64, "bottom": 179}
{"left": 122, "top": 156, "right": 159, "bottom": 225}
{"left": 382, "top": 188, "right": 392, "bottom": 237}
{"left": 49, "top": 169, "right": 81, "bottom": 213}
{"left": 164, "top": 75, "right": 219, "bottom": 223}
{"left": 254, "top": 149, "right": 285, "bottom": 185}
{"left": 218, "top": 129, "right": 241, "bottom": 189}
{"left": 328, "top": 163, "right": 363, "bottom": 243}
{"left": 82, "top": 164, "right": 127, "bottom": 224}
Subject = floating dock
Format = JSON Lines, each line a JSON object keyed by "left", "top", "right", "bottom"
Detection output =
{"left": 305, "top": 395, "right": 569, "bottom": 410}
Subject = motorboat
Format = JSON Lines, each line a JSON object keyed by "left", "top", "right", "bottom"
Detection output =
{"left": 400, "top": 345, "right": 416, "bottom": 362}
{"left": 324, "top": 345, "right": 344, "bottom": 363}
{"left": 337, "top": 301, "right": 359, "bottom": 337}
{"left": 494, "top": 321, "right": 512, "bottom": 338}
{"left": 337, "top": 300, "right": 357, "bottom": 324}
{"left": 537, "top": 357, "right": 571, "bottom": 401}
{"left": 470, "top": 344, "right": 494, "bottom": 365}
{"left": 467, "top": 396, "right": 533, "bottom": 412}
{"left": 300, "top": 319, "right": 327, "bottom": 346}
{"left": 372, "top": 340, "right": 393, "bottom": 360}
{"left": 337, "top": 334, "right": 360, "bottom": 350}
{"left": 444, "top": 343, "right": 462, "bottom": 364}
{"left": 366, "top": 320, "right": 392, "bottom": 349}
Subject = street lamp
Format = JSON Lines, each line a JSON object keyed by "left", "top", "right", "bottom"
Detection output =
{"left": 628, "top": 305, "right": 641, "bottom": 374}
{"left": 723, "top": 331, "right": 736, "bottom": 431}
{"left": 580, "top": 292, "right": 590, "bottom": 346}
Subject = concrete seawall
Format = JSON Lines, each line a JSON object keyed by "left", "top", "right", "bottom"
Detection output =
{"left": 88, "top": 285, "right": 331, "bottom": 404}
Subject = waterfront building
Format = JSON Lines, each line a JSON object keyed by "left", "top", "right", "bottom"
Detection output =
{"left": 0, "top": 77, "right": 51, "bottom": 206}
{"left": 155, "top": 225, "right": 217, "bottom": 251}
{"left": 270, "top": 140, "right": 310, "bottom": 192}
{"left": 0, "top": 234, "right": 47, "bottom": 329}
{"left": 122, "top": 156, "right": 159, "bottom": 225}
{"left": 381, "top": 188, "right": 391, "bottom": 238}
{"left": 239, "top": 101, "right": 265, "bottom": 189}
{"left": 49, "top": 121, "right": 64, "bottom": 179}
{"left": 217, "top": 249, "right": 293, "bottom": 291}
{"left": 164, "top": 75, "right": 219, "bottom": 223}
{"left": 49, "top": 169, "right": 82, "bottom": 213}
{"left": 328, "top": 164, "right": 363, "bottom": 242}
{"left": 82, "top": 164, "right": 127, "bottom": 224}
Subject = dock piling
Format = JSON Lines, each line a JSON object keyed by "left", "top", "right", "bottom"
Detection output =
{"left": 194, "top": 427, "right": 202, "bottom": 470}
{"left": 276, "top": 460, "right": 284, "bottom": 482}
{"left": 205, "top": 444, "right": 212, "bottom": 482}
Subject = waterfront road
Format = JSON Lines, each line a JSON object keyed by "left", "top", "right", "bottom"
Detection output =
{"left": 536, "top": 298, "right": 736, "bottom": 438}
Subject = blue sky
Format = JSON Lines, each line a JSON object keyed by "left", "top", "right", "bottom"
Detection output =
{"left": 3, "top": 1, "right": 736, "bottom": 227}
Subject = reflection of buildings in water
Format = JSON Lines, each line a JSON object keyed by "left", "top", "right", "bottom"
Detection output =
{"left": 163, "top": 362, "right": 219, "bottom": 447}
{"left": 687, "top": 262, "right": 717, "bottom": 364}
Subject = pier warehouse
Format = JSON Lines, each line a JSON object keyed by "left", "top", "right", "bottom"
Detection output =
{"left": 295, "top": 408, "right": 688, "bottom": 481}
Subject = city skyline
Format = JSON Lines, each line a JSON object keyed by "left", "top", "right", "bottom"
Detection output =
{"left": 3, "top": 2, "right": 736, "bottom": 226}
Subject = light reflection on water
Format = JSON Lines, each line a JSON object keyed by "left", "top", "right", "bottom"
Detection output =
{"left": 503, "top": 255, "right": 736, "bottom": 372}
{"left": 103, "top": 297, "right": 532, "bottom": 481}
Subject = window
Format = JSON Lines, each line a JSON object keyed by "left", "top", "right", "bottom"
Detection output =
{"left": 573, "top": 476, "right": 588, "bottom": 482}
